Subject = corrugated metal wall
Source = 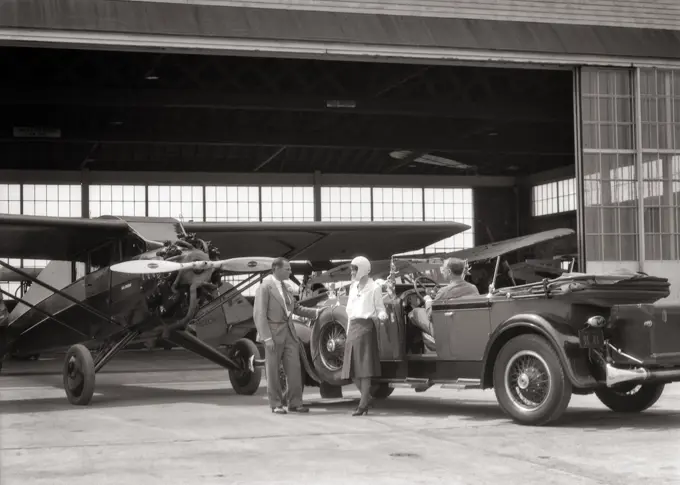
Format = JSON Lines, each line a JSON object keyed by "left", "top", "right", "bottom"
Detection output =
{"left": 148, "top": 0, "right": 680, "bottom": 30}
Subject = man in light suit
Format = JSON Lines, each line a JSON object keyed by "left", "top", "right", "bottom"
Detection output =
{"left": 253, "top": 257, "right": 321, "bottom": 414}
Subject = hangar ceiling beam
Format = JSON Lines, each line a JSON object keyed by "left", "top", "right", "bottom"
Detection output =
{"left": 2, "top": 114, "right": 573, "bottom": 153}
{"left": 0, "top": 169, "right": 517, "bottom": 188}
{"left": 0, "top": 133, "right": 572, "bottom": 155}
{"left": 1, "top": 88, "right": 567, "bottom": 124}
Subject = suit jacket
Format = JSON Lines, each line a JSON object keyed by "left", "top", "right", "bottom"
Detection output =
{"left": 253, "top": 275, "right": 318, "bottom": 343}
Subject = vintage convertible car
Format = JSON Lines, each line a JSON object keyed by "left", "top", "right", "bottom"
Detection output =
{"left": 294, "top": 264, "right": 680, "bottom": 426}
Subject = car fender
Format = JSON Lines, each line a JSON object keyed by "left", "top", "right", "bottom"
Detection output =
{"left": 292, "top": 321, "right": 323, "bottom": 385}
{"left": 293, "top": 321, "right": 312, "bottom": 346}
{"left": 481, "top": 313, "right": 598, "bottom": 390}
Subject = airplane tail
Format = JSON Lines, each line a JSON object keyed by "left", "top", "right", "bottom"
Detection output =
{"left": 8, "top": 261, "right": 73, "bottom": 324}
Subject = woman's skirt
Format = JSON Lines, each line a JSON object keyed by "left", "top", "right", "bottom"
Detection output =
{"left": 341, "top": 317, "right": 381, "bottom": 380}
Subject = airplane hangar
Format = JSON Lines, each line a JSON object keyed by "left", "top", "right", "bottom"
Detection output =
{"left": 1, "top": 0, "right": 680, "bottom": 302}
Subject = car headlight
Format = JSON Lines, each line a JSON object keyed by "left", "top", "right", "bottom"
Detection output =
{"left": 586, "top": 315, "right": 607, "bottom": 328}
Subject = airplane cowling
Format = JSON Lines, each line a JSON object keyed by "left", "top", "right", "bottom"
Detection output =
{"left": 142, "top": 234, "right": 223, "bottom": 335}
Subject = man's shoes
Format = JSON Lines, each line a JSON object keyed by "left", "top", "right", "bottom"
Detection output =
{"left": 271, "top": 406, "right": 287, "bottom": 414}
{"left": 287, "top": 406, "right": 310, "bottom": 413}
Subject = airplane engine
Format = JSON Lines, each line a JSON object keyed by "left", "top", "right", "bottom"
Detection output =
{"left": 142, "top": 233, "right": 222, "bottom": 335}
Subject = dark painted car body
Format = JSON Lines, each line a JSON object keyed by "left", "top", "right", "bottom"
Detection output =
{"left": 298, "top": 271, "right": 680, "bottom": 425}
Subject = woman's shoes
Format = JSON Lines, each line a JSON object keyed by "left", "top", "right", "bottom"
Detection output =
{"left": 352, "top": 406, "right": 368, "bottom": 416}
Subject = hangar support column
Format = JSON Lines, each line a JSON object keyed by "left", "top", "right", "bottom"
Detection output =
{"left": 313, "top": 171, "right": 321, "bottom": 222}
{"left": 80, "top": 168, "right": 90, "bottom": 219}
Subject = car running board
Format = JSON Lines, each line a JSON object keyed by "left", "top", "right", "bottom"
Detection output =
{"left": 388, "top": 378, "right": 433, "bottom": 392}
{"left": 383, "top": 378, "right": 482, "bottom": 392}
{"left": 441, "top": 378, "right": 482, "bottom": 390}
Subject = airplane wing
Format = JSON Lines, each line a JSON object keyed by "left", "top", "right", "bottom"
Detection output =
{"left": 0, "top": 267, "right": 42, "bottom": 281}
{"left": 0, "top": 214, "right": 131, "bottom": 261}
{"left": 443, "top": 228, "right": 576, "bottom": 264}
{"left": 183, "top": 221, "right": 470, "bottom": 262}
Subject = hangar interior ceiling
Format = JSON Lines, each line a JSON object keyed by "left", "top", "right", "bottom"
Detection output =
{"left": 0, "top": 46, "right": 575, "bottom": 178}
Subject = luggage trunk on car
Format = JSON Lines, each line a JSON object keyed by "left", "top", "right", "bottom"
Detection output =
{"left": 608, "top": 303, "right": 680, "bottom": 367}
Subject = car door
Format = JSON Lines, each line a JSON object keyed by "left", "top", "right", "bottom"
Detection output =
{"left": 431, "top": 297, "right": 492, "bottom": 361}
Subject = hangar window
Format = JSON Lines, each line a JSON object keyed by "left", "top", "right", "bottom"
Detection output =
{"left": 22, "top": 184, "right": 81, "bottom": 218}
{"left": 0, "top": 258, "right": 21, "bottom": 301}
{"left": 423, "top": 188, "right": 474, "bottom": 253}
{"left": 147, "top": 185, "right": 204, "bottom": 222}
{"left": 260, "top": 186, "right": 314, "bottom": 221}
{"left": 89, "top": 185, "right": 146, "bottom": 218}
{"left": 371, "top": 187, "right": 425, "bottom": 256}
{"left": 532, "top": 178, "right": 576, "bottom": 216}
{"left": 321, "top": 187, "right": 371, "bottom": 221}
{"left": 372, "top": 187, "right": 423, "bottom": 222}
{"left": 20, "top": 184, "right": 82, "bottom": 282}
{"left": 0, "top": 184, "right": 21, "bottom": 215}
{"left": 0, "top": 185, "right": 21, "bottom": 299}
{"left": 205, "top": 186, "right": 259, "bottom": 222}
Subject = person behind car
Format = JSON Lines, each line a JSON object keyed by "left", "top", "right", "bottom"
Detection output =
{"left": 410, "top": 257, "right": 480, "bottom": 340}
{"left": 341, "top": 256, "right": 388, "bottom": 417}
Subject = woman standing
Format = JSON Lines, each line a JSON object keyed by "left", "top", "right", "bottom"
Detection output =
{"left": 341, "top": 256, "right": 388, "bottom": 416}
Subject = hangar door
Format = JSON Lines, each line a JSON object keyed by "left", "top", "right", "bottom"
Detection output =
{"left": 581, "top": 67, "right": 680, "bottom": 302}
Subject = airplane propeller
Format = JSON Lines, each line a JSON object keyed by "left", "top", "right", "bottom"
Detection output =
{"left": 110, "top": 257, "right": 276, "bottom": 275}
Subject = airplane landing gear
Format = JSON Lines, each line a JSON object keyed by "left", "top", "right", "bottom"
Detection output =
{"left": 63, "top": 344, "right": 96, "bottom": 405}
{"left": 227, "top": 338, "right": 262, "bottom": 395}
{"left": 62, "top": 331, "right": 141, "bottom": 406}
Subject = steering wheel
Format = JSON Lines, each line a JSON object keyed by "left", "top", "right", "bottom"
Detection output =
{"left": 413, "top": 275, "right": 439, "bottom": 300}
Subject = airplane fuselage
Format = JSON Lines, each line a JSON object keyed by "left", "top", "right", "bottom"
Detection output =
{"left": 4, "top": 267, "right": 155, "bottom": 356}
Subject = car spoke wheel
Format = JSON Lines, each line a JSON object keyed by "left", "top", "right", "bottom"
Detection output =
{"left": 595, "top": 383, "right": 664, "bottom": 413}
{"left": 504, "top": 351, "right": 551, "bottom": 412}
{"left": 310, "top": 306, "right": 350, "bottom": 387}
{"left": 493, "top": 334, "right": 572, "bottom": 426}
{"left": 319, "top": 321, "right": 346, "bottom": 372}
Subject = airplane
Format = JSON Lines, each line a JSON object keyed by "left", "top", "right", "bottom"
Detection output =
{"left": 0, "top": 213, "right": 468, "bottom": 406}
{"left": 306, "top": 228, "right": 576, "bottom": 288}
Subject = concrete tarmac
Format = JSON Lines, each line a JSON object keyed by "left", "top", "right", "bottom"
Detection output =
{"left": 1, "top": 350, "right": 679, "bottom": 485}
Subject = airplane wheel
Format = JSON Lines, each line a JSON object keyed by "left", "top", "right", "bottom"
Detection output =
{"left": 63, "top": 344, "right": 96, "bottom": 406}
{"left": 228, "top": 338, "right": 262, "bottom": 395}
{"left": 493, "top": 334, "right": 572, "bottom": 426}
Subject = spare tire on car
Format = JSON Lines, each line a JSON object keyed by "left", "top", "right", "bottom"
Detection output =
{"left": 310, "top": 306, "right": 351, "bottom": 387}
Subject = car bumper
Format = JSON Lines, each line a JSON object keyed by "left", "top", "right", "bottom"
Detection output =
{"left": 605, "top": 363, "right": 680, "bottom": 387}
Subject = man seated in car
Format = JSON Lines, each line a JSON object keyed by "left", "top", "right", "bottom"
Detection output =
{"left": 410, "top": 257, "right": 480, "bottom": 339}
{"left": 425, "top": 258, "right": 480, "bottom": 313}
